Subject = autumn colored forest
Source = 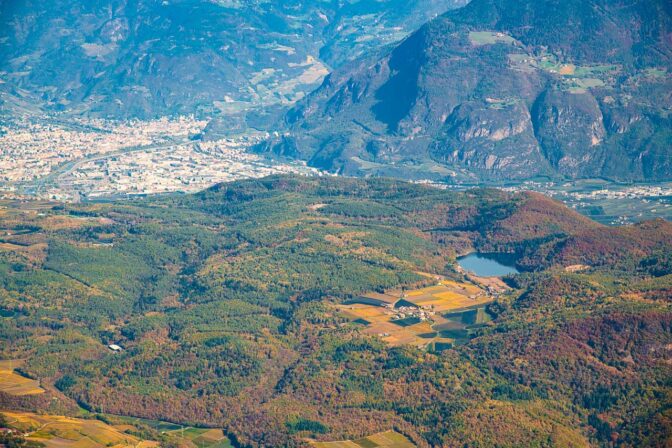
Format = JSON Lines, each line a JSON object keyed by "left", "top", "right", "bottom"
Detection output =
{"left": 1, "top": 175, "right": 670, "bottom": 447}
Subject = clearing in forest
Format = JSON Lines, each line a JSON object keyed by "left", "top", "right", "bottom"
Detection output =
{"left": 339, "top": 278, "right": 493, "bottom": 349}
{"left": 469, "top": 31, "right": 516, "bottom": 46}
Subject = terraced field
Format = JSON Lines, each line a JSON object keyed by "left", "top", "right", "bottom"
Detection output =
{"left": 311, "top": 430, "right": 415, "bottom": 448}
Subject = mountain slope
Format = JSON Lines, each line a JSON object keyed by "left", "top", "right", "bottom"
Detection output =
{"left": 256, "top": 0, "right": 672, "bottom": 182}
{"left": 448, "top": 0, "right": 672, "bottom": 66}
{"left": 0, "top": 0, "right": 466, "bottom": 120}
{"left": 1, "top": 175, "right": 670, "bottom": 447}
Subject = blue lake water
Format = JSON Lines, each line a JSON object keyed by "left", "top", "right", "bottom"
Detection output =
{"left": 0, "top": 309, "right": 16, "bottom": 318}
{"left": 457, "top": 253, "right": 519, "bottom": 277}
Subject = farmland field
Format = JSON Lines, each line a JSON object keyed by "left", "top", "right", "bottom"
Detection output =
{"left": 469, "top": 31, "right": 516, "bottom": 46}
{"left": 0, "top": 409, "right": 234, "bottom": 448}
{"left": 166, "top": 427, "right": 233, "bottom": 448}
{"left": 338, "top": 278, "right": 493, "bottom": 348}
{"left": 2, "top": 410, "right": 157, "bottom": 448}
{"left": 109, "top": 414, "right": 233, "bottom": 448}
{"left": 311, "top": 430, "right": 415, "bottom": 448}
{"left": 403, "top": 280, "right": 487, "bottom": 311}
{"left": 0, "top": 360, "right": 45, "bottom": 396}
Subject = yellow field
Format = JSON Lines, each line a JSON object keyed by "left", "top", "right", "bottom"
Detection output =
{"left": 365, "top": 320, "right": 435, "bottom": 348}
{"left": 177, "top": 428, "right": 230, "bottom": 447}
{"left": 340, "top": 304, "right": 392, "bottom": 323}
{"left": 2, "top": 411, "right": 159, "bottom": 448}
{"left": 356, "top": 292, "right": 399, "bottom": 305}
{"left": 403, "top": 281, "right": 488, "bottom": 312}
{"left": 338, "top": 278, "right": 492, "bottom": 349}
{"left": 312, "top": 441, "right": 361, "bottom": 448}
{"left": 0, "top": 241, "right": 47, "bottom": 263}
{"left": 405, "top": 285, "right": 444, "bottom": 296}
{"left": 311, "top": 430, "right": 415, "bottom": 448}
{"left": 558, "top": 64, "right": 576, "bottom": 75}
{"left": 195, "top": 428, "right": 228, "bottom": 442}
{"left": 439, "top": 280, "right": 481, "bottom": 295}
{"left": 0, "top": 360, "right": 45, "bottom": 396}
{"left": 410, "top": 292, "right": 490, "bottom": 313}
{"left": 339, "top": 304, "right": 436, "bottom": 348}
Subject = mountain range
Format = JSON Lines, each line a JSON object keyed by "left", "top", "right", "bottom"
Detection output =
{"left": 255, "top": 0, "right": 672, "bottom": 182}
{"left": 2, "top": 0, "right": 671, "bottom": 181}
{"left": 0, "top": 0, "right": 465, "bottom": 120}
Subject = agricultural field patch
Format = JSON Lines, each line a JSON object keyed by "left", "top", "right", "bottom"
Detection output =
{"left": 469, "top": 31, "right": 516, "bottom": 46}
{"left": 508, "top": 53, "right": 618, "bottom": 92}
{"left": 346, "top": 292, "right": 398, "bottom": 307}
{"left": 0, "top": 241, "right": 47, "bottom": 264}
{"left": 0, "top": 360, "right": 45, "bottom": 395}
{"left": 338, "top": 279, "right": 492, "bottom": 349}
{"left": 567, "top": 78, "right": 606, "bottom": 94}
{"left": 311, "top": 430, "right": 416, "bottom": 448}
{"left": 403, "top": 281, "right": 486, "bottom": 310}
{"left": 537, "top": 56, "right": 616, "bottom": 77}
{"left": 645, "top": 67, "right": 667, "bottom": 78}
{"left": 108, "top": 415, "right": 233, "bottom": 448}
{"left": 1, "top": 411, "right": 156, "bottom": 448}
{"left": 167, "top": 427, "right": 233, "bottom": 448}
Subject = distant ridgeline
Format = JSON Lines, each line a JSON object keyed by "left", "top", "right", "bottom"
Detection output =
{"left": 257, "top": 0, "right": 672, "bottom": 182}
{"left": 0, "top": 0, "right": 467, "bottom": 121}
{"left": 1, "top": 175, "right": 671, "bottom": 447}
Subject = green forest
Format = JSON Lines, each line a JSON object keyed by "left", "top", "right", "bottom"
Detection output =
{"left": 0, "top": 175, "right": 670, "bottom": 447}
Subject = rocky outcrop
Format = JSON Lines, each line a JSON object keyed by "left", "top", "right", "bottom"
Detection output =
{"left": 532, "top": 89, "right": 606, "bottom": 177}
{"left": 431, "top": 101, "right": 550, "bottom": 179}
{"left": 258, "top": 0, "right": 672, "bottom": 182}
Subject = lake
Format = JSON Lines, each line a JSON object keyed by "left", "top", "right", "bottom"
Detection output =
{"left": 0, "top": 309, "right": 16, "bottom": 318}
{"left": 457, "top": 253, "right": 519, "bottom": 277}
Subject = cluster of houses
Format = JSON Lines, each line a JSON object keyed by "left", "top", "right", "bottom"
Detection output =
{"left": 347, "top": 291, "right": 441, "bottom": 323}
{"left": 385, "top": 303, "right": 436, "bottom": 322}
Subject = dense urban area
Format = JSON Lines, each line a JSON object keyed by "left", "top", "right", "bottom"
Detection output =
{"left": 0, "top": 117, "right": 321, "bottom": 201}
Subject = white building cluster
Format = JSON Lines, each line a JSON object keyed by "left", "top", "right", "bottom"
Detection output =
{"left": 0, "top": 116, "right": 322, "bottom": 201}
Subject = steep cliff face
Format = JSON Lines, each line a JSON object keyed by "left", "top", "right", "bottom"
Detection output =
{"left": 532, "top": 90, "right": 607, "bottom": 177}
{"left": 432, "top": 101, "right": 549, "bottom": 179}
{"left": 256, "top": 0, "right": 672, "bottom": 182}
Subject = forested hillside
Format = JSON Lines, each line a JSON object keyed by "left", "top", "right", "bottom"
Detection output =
{"left": 0, "top": 175, "right": 670, "bottom": 447}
